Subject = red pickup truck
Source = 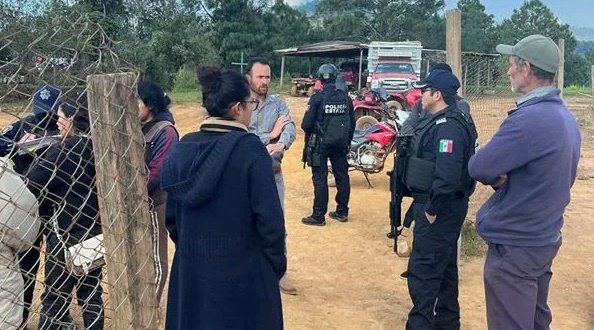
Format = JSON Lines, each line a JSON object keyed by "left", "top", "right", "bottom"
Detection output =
{"left": 369, "top": 60, "right": 417, "bottom": 92}
{"left": 338, "top": 61, "right": 367, "bottom": 90}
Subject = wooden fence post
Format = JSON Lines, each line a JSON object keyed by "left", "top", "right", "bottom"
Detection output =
{"left": 558, "top": 39, "right": 565, "bottom": 95}
{"left": 86, "top": 72, "right": 158, "bottom": 330}
{"left": 446, "top": 8, "right": 463, "bottom": 263}
{"left": 446, "top": 9, "right": 463, "bottom": 96}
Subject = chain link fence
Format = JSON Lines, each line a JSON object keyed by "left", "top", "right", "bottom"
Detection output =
{"left": 423, "top": 49, "right": 594, "bottom": 222}
{"left": 1, "top": 6, "right": 160, "bottom": 330}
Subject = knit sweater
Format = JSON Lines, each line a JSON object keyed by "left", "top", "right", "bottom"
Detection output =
{"left": 161, "top": 117, "right": 286, "bottom": 330}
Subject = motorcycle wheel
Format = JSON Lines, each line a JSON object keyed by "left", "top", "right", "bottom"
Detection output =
{"left": 356, "top": 115, "right": 378, "bottom": 130}
{"left": 385, "top": 100, "right": 404, "bottom": 112}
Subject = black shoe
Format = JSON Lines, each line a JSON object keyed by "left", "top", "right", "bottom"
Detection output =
{"left": 301, "top": 216, "right": 326, "bottom": 226}
{"left": 400, "top": 270, "right": 409, "bottom": 280}
{"left": 328, "top": 211, "right": 348, "bottom": 222}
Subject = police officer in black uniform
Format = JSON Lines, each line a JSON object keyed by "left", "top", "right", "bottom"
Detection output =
{"left": 0, "top": 84, "right": 61, "bottom": 168}
{"left": 399, "top": 63, "right": 474, "bottom": 280}
{"left": 301, "top": 64, "right": 355, "bottom": 226}
{"left": 0, "top": 84, "right": 61, "bottom": 327}
{"left": 403, "top": 69, "right": 477, "bottom": 330}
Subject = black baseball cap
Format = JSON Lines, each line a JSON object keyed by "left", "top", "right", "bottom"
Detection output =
{"left": 412, "top": 69, "right": 460, "bottom": 96}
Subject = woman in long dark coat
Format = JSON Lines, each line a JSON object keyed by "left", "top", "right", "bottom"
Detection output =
{"left": 161, "top": 66, "right": 286, "bottom": 330}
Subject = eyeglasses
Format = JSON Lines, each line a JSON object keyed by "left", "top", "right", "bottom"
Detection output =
{"left": 421, "top": 88, "right": 435, "bottom": 94}
{"left": 244, "top": 98, "right": 259, "bottom": 110}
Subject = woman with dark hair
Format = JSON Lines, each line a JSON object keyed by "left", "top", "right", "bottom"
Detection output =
{"left": 26, "top": 89, "right": 104, "bottom": 330}
{"left": 161, "top": 67, "right": 286, "bottom": 330}
{"left": 137, "top": 81, "right": 178, "bottom": 303}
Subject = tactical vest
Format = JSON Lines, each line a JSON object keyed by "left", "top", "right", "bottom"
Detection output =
{"left": 319, "top": 88, "right": 351, "bottom": 149}
{"left": 405, "top": 108, "right": 478, "bottom": 195}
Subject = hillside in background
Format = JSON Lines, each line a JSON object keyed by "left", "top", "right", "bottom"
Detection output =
{"left": 572, "top": 26, "right": 594, "bottom": 41}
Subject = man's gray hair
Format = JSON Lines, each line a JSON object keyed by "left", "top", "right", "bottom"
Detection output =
{"left": 512, "top": 56, "right": 556, "bottom": 83}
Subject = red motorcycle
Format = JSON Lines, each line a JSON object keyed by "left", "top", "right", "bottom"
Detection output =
{"left": 352, "top": 88, "right": 417, "bottom": 131}
{"left": 330, "top": 107, "right": 407, "bottom": 188}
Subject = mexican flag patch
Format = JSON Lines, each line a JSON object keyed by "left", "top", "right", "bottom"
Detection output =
{"left": 439, "top": 139, "right": 453, "bottom": 153}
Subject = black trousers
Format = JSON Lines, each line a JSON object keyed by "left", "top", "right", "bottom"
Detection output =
{"left": 311, "top": 147, "right": 350, "bottom": 219}
{"left": 37, "top": 233, "right": 104, "bottom": 330}
{"left": 406, "top": 199, "right": 468, "bottom": 330}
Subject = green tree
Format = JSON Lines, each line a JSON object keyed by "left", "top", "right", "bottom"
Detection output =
{"left": 122, "top": 0, "right": 220, "bottom": 88}
{"left": 264, "top": 1, "right": 316, "bottom": 76}
{"left": 313, "top": 0, "right": 445, "bottom": 48}
{"left": 457, "top": 0, "right": 497, "bottom": 53}
{"left": 498, "top": 0, "right": 576, "bottom": 51}
{"left": 204, "top": 0, "right": 273, "bottom": 68}
{"left": 564, "top": 53, "right": 590, "bottom": 86}
{"left": 585, "top": 49, "right": 594, "bottom": 65}
{"left": 497, "top": 0, "right": 579, "bottom": 85}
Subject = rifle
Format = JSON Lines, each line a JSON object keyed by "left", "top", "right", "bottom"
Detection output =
{"left": 302, "top": 134, "right": 308, "bottom": 169}
{"left": 387, "top": 134, "right": 413, "bottom": 256}
{"left": 302, "top": 123, "right": 324, "bottom": 169}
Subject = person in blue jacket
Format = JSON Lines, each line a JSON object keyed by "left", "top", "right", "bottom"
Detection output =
{"left": 469, "top": 34, "right": 581, "bottom": 330}
{"left": 161, "top": 66, "right": 286, "bottom": 330}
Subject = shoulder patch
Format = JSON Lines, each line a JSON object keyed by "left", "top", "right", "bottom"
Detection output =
{"left": 436, "top": 118, "right": 447, "bottom": 125}
{"left": 438, "top": 139, "right": 454, "bottom": 153}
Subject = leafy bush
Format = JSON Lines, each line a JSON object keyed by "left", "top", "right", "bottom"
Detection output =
{"left": 173, "top": 67, "right": 198, "bottom": 92}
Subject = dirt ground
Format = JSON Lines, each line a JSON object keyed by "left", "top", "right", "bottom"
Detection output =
{"left": 158, "top": 94, "right": 594, "bottom": 329}
{"left": 2, "top": 94, "right": 593, "bottom": 329}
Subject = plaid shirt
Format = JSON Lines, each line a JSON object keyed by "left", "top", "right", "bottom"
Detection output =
{"left": 248, "top": 95, "right": 296, "bottom": 149}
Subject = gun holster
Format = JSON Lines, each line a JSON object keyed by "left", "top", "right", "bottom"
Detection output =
{"left": 306, "top": 133, "right": 323, "bottom": 167}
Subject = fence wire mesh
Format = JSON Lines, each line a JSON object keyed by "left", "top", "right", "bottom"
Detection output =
{"left": 3, "top": 5, "right": 594, "bottom": 330}
{"left": 1, "top": 6, "right": 160, "bottom": 330}
{"left": 423, "top": 49, "right": 594, "bottom": 221}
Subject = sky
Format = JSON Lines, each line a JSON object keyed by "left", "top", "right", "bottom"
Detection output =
{"left": 444, "top": 0, "right": 594, "bottom": 28}
{"left": 286, "top": 0, "right": 594, "bottom": 28}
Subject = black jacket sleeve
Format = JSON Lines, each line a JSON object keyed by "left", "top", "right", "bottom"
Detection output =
{"left": 425, "top": 119, "right": 470, "bottom": 216}
{"left": 26, "top": 137, "right": 84, "bottom": 201}
{"left": 400, "top": 99, "right": 423, "bottom": 135}
{"left": 26, "top": 145, "right": 65, "bottom": 199}
{"left": 301, "top": 93, "right": 321, "bottom": 133}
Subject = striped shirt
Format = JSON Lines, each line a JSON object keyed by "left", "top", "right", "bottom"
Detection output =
{"left": 248, "top": 95, "right": 296, "bottom": 149}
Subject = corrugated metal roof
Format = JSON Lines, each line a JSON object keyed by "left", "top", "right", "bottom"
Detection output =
{"left": 274, "top": 41, "right": 369, "bottom": 58}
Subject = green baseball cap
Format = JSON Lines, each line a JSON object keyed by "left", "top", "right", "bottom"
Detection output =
{"left": 496, "top": 34, "right": 560, "bottom": 74}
